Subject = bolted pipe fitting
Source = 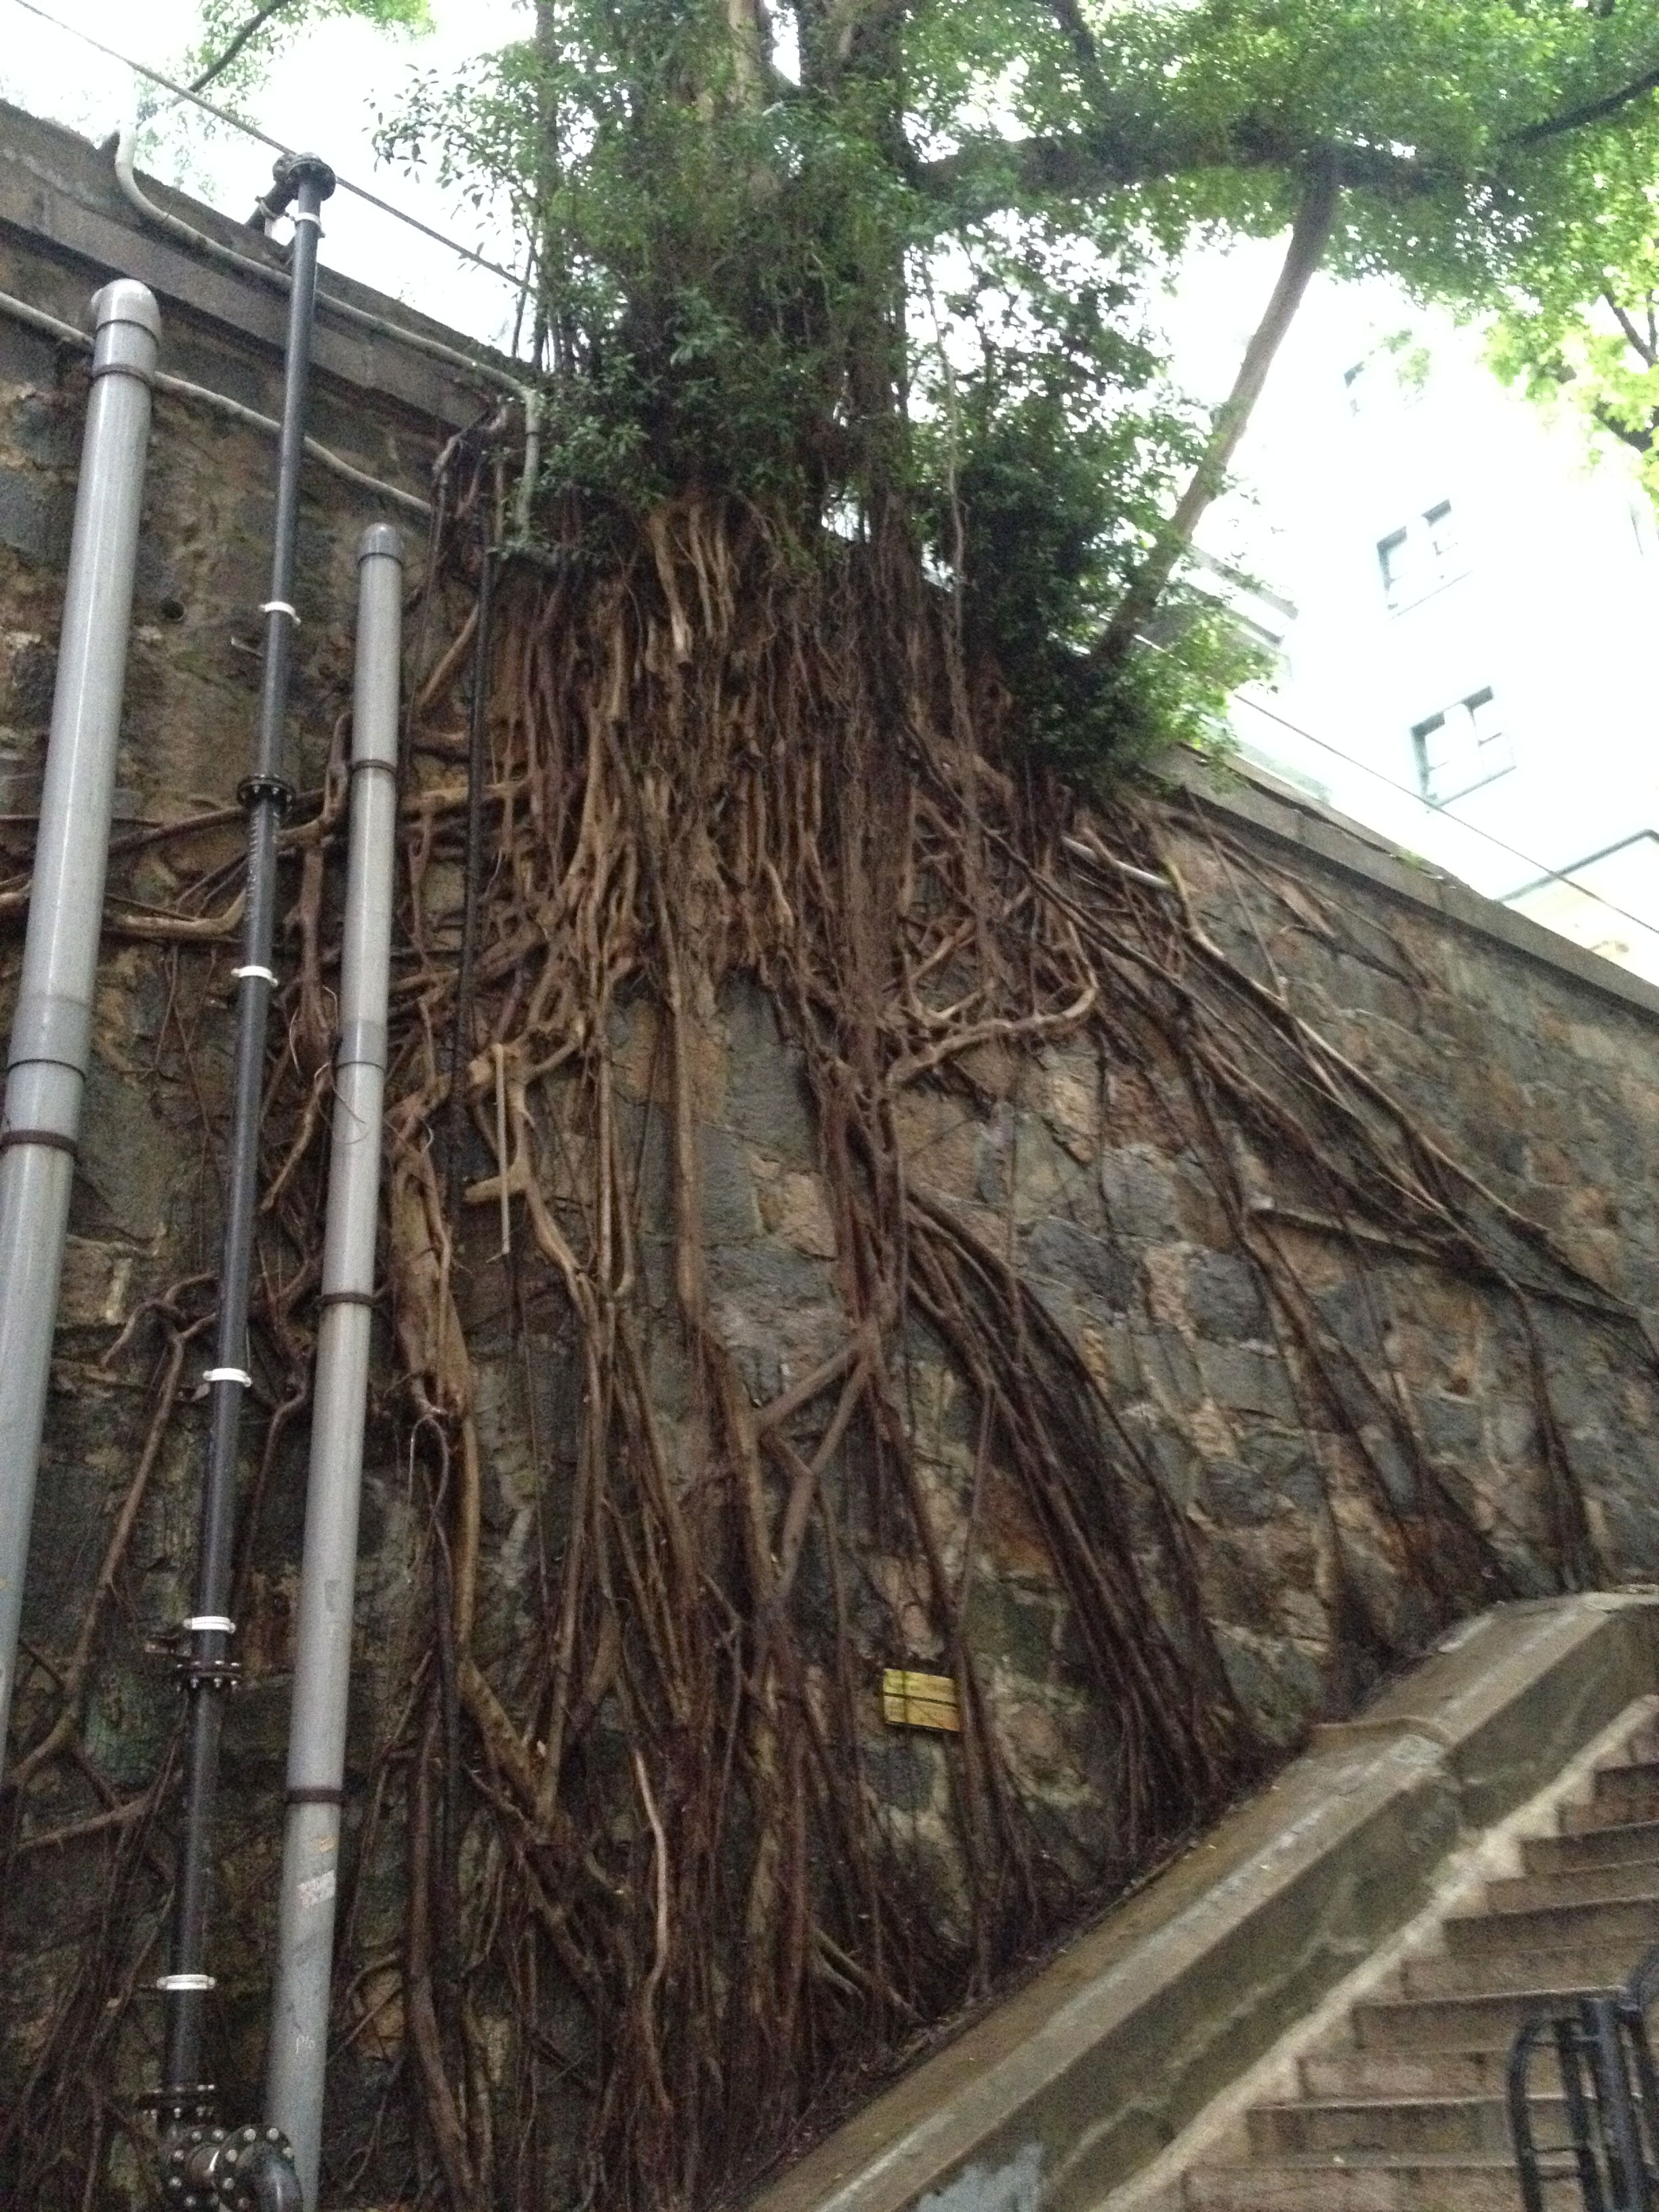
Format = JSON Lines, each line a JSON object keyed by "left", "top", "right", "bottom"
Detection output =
{"left": 164, "top": 2125, "right": 300, "bottom": 2212}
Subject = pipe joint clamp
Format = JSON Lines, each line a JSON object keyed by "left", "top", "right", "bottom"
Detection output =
{"left": 337, "top": 1017, "right": 387, "bottom": 1071}
{"left": 0, "top": 1126, "right": 77, "bottom": 1159}
{"left": 6, "top": 989, "right": 91, "bottom": 1074}
{"left": 237, "top": 773, "right": 294, "bottom": 815}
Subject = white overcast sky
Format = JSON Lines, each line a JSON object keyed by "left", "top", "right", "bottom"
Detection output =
{"left": 0, "top": 0, "right": 531, "bottom": 344}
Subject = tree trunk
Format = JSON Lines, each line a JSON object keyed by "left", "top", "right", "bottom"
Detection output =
{"left": 1094, "top": 159, "right": 1340, "bottom": 668}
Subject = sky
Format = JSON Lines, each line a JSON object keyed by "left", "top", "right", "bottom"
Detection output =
{"left": 0, "top": 0, "right": 531, "bottom": 347}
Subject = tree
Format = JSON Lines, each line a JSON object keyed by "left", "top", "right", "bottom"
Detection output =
{"left": 356, "top": 0, "right": 1659, "bottom": 751}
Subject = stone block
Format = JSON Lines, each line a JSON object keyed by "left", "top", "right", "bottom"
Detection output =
{"left": 1024, "top": 1216, "right": 1134, "bottom": 1308}
{"left": 699, "top": 1122, "right": 762, "bottom": 1245}
{"left": 0, "top": 464, "right": 70, "bottom": 565}
{"left": 1185, "top": 1251, "right": 1268, "bottom": 1341}
{"left": 9, "top": 388, "right": 76, "bottom": 467}
{"left": 1236, "top": 1430, "right": 1325, "bottom": 1515}
{"left": 1418, "top": 1392, "right": 1483, "bottom": 1460}
{"left": 3, "top": 632, "right": 55, "bottom": 725}
{"left": 1201, "top": 1460, "right": 1279, "bottom": 1529}
{"left": 1197, "top": 1342, "right": 1296, "bottom": 1420}
{"left": 1099, "top": 1148, "right": 1181, "bottom": 1242}
{"left": 724, "top": 977, "right": 817, "bottom": 1165}
{"left": 0, "top": 314, "right": 58, "bottom": 384}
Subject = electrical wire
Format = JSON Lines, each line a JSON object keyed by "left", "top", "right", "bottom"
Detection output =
{"left": 0, "top": 287, "right": 430, "bottom": 515}
{"left": 1226, "top": 684, "right": 1659, "bottom": 950}
{"left": 5, "top": 0, "right": 529, "bottom": 295}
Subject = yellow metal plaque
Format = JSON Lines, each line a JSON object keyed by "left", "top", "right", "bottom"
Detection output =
{"left": 882, "top": 1668, "right": 960, "bottom": 1733}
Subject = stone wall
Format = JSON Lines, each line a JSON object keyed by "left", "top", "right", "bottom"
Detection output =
{"left": 3, "top": 98, "right": 1659, "bottom": 2211}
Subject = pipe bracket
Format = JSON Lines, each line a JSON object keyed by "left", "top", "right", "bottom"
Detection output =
{"left": 336, "top": 1017, "right": 386, "bottom": 1069}
{"left": 6, "top": 989, "right": 92, "bottom": 1073}
{"left": 0, "top": 1127, "right": 78, "bottom": 1158}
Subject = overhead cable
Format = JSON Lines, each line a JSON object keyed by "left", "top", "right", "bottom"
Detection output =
{"left": 6, "top": 0, "right": 529, "bottom": 294}
{"left": 0, "top": 287, "right": 430, "bottom": 516}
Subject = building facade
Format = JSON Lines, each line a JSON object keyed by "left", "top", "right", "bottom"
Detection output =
{"left": 1218, "top": 300, "right": 1659, "bottom": 981}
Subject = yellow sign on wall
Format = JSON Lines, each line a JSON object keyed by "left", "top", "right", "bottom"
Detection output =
{"left": 881, "top": 1668, "right": 960, "bottom": 1732}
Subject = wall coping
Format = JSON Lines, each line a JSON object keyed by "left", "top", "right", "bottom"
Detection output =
{"left": 747, "top": 1594, "right": 1659, "bottom": 2212}
{"left": 0, "top": 98, "right": 501, "bottom": 430}
{"left": 1172, "top": 747, "right": 1659, "bottom": 1028}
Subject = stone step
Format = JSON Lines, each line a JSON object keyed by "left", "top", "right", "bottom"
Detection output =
{"left": 1523, "top": 1818, "right": 1659, "bottom": 1877}
{"left": 1183, "top": 2152, "right": 1583, "bottom": 2210}
{"left": 1353, "top": 1984, "right": 1614, "bottom": 2053}
{"left": 1486, "top": 1862, "right": 1659, "bottom": 1913}
{"left": 1246, "top": 2092, "right": 1572, "bottom": 2158}
{"left": 1299, "top": 2051, "right": 1511, "bottom": 2102}
{"left": 1399, "top": 1940, "right": 1637, "bottom": 1999}
{"left": 1562, "top": 1759, "right": 1659, "bottom": 1829}
{"left": 1444, "top": 1891, "right": 1659, "bottom": 1961}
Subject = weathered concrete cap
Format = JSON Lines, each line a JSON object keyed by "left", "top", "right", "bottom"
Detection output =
{"left": 357, "top": 523, "right": 403, "bottom": 564}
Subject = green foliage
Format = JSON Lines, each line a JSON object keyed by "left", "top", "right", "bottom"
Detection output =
{"left": 1487, "top": 125, "right": 1659, "bottom": 506}
{"left": 253, "top": 0, "right": 1659, "bottom": 759}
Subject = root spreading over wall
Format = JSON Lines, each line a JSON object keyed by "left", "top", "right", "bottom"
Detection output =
{"left": 1, "top": 480, "right": 1639, "bottom": 2210}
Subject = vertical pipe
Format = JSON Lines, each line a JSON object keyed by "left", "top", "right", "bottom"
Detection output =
{"left": 0, "top": 280, "right": 159, "bottom": 1777}
{"left": 161, "top": 153, "right": 335, "bottom": 2119}
{"left": 266, "top": 525, "right": 403, "bottom": 2208}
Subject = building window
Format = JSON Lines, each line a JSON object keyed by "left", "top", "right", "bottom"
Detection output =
{"left": 1377, "top": 499, "right": 1465, "bottom": 610}
{"left": 1412, "top": 686, "right": 1511, "bottom": 805}
{"left": 1376, "top": 527, "right": 1410, "bottom": 602}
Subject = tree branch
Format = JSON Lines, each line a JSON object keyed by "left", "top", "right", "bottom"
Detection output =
{"left": 1094, "top": 158, "right": 1341, "bottom": 670}
{"left": 918, "top": 121, "right": 1429, "bottom": 212}
{"left": 1505, "top": 56, "right": 1659, "bottom": 148}
{"left": 189, "top": 0, "right": 297, "bottom": 95}
{"left": 1605, "top": 285, "right": 1657, "bottom": 367}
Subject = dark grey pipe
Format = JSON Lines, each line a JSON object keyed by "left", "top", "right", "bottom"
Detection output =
{"left": 0, "top": 280, "right": 159, "bottom": 1779}
{"left": 266, "top": 525, "right": 403, "bottom": 2208}
{"left": 160, "top": 152, "right": 335, "bottom": 2125}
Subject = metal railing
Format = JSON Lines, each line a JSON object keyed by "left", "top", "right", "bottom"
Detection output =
{"left": 1510, "top": 1944, "right": 1659, "bottom": 2210}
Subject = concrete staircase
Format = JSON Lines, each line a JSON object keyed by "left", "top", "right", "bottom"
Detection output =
{"left": 1183, "top": 1714, "right": 1659, "bottom": 2209}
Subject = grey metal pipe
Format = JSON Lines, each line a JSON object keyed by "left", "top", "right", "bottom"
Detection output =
{"left": 266, "top": 524, "right": 403, "bottom": 2209}
{"left": 0, "top": 279, "right": 160, "bottom": 1777}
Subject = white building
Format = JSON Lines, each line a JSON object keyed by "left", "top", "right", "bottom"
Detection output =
{"left": 1197, "top": 279, "right": 1659, "bottom": 981}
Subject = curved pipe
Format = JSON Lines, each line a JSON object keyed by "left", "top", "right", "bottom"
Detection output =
{"left": 243, "top": 2144, "right": 305, "bottom": 2212}
{"left": 115, "top": 127, "right": 541, "bottom": 535}
{"left": 0, "top": 278, "right": 160, "bottom": 1780}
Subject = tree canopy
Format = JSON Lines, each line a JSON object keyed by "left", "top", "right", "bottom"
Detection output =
{"left": 195, "top": 0, "right": 1659, "bottom": 756}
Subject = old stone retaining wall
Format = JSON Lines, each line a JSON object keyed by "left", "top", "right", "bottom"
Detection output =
{"left": 3, "top": 98, "right": 1658, "bottom": 2210}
